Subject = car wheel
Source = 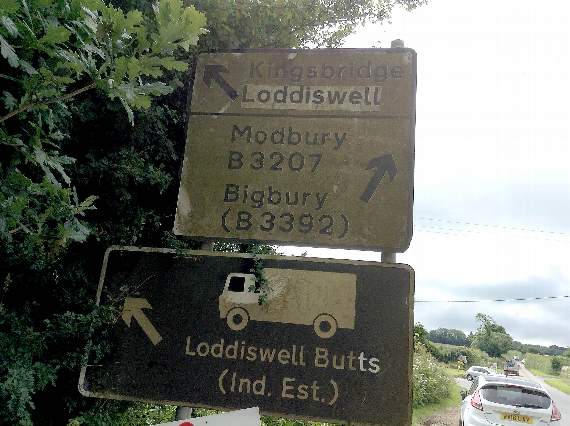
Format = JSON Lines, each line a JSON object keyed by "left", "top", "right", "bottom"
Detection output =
{"left": 226, "top": 307, "right": 249, "bottom": 331}
{"left": 313, "top": 313, "right": 337, "bottom": 339}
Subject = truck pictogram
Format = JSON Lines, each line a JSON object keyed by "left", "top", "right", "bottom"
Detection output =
{"left": 219, "top": 268, "right": 356, "bottom": 339}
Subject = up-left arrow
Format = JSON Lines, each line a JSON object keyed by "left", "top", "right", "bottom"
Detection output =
{"left": 121, "top": 297, "right": 162, "bottom": 346}
{"left": 203, "top": 64, "right": 238, "bottom": 100}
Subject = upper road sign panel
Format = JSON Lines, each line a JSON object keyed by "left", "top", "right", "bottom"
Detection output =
{"left": 174, "top": 49, "right": 416, "bottom": 252}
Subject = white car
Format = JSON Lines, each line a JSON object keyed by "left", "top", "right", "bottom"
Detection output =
{"left": 465, "top": 366, "right": 493, "bottom": 381}
{"left": 460, "top": 375, "right": 562, "bottom": 425}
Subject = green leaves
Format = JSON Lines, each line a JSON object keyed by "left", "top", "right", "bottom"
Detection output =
{"left": 0, "top": 34, "right": 18, "bottom": 67}
{"left": 38, "top": 25, "right": 71, "bottom": 46}
{"left": 152, "top": 0, "right": 207, "bottom": 53}
{"left": 1, "top": 0, "right": 207, "bottom": 127}
{"left": 0, "top": 170, "right": 95, "bottom": 266}
{"left": 2, "top": 90, "right": 17, "bottom": 110}
{"left": 0, "top": 0, "right": 20, "bottom": 13}
{"left": 0, "top": 15, "right": 19, "bottom": 37}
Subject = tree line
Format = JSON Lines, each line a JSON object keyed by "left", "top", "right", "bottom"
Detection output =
{"left": 426, "top": 313, "right": 569, "bottom": 358}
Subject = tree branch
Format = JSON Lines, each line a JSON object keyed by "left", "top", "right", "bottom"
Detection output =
{"left": 0, "top": 82, "right": 97, "bottom": 124}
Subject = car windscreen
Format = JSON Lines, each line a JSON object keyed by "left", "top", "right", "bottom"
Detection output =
{"left": 481, "top": 385, "right": 551, "bottom": 409}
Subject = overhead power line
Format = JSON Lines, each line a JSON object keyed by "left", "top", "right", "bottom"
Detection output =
{"left": 416, "top": 295, "right": 570, "bottom": 303}
{"left": 417, "top": 216, "right": 570, "bottom": 236}
{"left": 415, "top": 224, "right": 570, "bottom": 243}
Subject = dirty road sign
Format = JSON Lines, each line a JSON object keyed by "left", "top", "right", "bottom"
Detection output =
{"left": 174, "top": 48, "right": 416, "bottom": 252}
{"left": 80, "top": 246, "right": 414, "bottom": 425}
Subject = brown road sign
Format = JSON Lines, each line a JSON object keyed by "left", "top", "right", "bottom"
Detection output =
{"left": 80, "top": 246, "right": 414, "bottom": 425}
{"left": 174, "top": 48, "right": 416, "bottom": 252}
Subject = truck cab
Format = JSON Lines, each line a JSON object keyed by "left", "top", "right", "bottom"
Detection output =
{"left": 219, "top": 273, "right": 258, "bottom": 331}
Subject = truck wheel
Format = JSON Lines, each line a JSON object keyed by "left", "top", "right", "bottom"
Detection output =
{"left": 313, "top": 314, "right": 337, "bottom": 339}
{"left": 226, "top": 307, "right": 249, "bottom": 331}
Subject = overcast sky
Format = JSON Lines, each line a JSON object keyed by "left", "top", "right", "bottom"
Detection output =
{"left": 282, "top": 0, "right": 570, "bottom": 347}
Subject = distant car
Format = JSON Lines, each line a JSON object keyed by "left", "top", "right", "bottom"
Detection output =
{"left": 504, "top": 360, "right": 520, "bottom": 376}
{"left": 465, "top": 366, "right": 493, "bottom": 381}
{"left": 460, "top": 375, "right": 562, "bottom": 425}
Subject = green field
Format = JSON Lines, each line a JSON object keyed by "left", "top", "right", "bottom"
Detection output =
{"left": 444, "top": 365, "right": 467, "bottom": 378}
{"left": 545, "top": 377, "right": 570, "bottom": 395}
{"left": 524, "top": 353, "right": 570, "bottom": 376}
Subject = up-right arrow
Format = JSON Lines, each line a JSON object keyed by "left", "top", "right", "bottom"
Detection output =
{"left": 360, "top": 154, "right": 397, "bottom": 203}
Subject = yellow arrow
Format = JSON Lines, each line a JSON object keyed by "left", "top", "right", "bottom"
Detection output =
{"left": 121, "top": 297, "right": 162, "bottom": 346}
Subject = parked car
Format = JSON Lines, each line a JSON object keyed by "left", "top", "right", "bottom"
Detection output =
{"left": 460, "top": 375, "right": 562, "bottom": 425}
{"left": 465, "top": 366, "right": 493, "bottom": 381}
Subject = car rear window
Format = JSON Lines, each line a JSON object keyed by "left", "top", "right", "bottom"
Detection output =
{"left": 481, "top": 385, "right": 551, "bottom": 409}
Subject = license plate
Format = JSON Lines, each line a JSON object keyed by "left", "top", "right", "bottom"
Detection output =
{"left": 501, "top": 413, "right": 534, "bottom": 424}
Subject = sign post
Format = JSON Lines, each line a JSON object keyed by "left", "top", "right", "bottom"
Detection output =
{"left": 80, "top": 246, "right": 414, "bottom": 425}
{"left": 174, "top": 48, "right": 416, "bottom": 252}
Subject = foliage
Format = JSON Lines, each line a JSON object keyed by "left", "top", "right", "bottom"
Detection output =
{"left": 428, "top": 327, "right": 468, "bottom": 347}
{"left": 552, "top": 357, "right": 563, "bottom": 374}
{"left": 414, "top": 323, "right": 429, "bottom": 348}
{"left": 0, "top": 0, "right": 206, "bottom": 271}
{"left": 249, "top": 254, "right": 269, "bottom": 305}
{"left": 191, "top": 0, "right": 427, "bottom": 49}
{"left": 412, "top": 344, "right": 451, "bottom": 408}
{"left": 0, "top": 305, "right": 58, "bottom": 425}
{"left": 512, "top": 340, "right": 569, "bottom": 356}
{"left": 1, "top": 171, "right": 95, "bottom": 271}
{"left": 428, "top": 342, "right": 494, "bottom": 368}
{"left": 470, "top": 313, "right": 513, "bottom": 357}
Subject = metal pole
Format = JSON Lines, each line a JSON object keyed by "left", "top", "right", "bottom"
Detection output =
{"left": 380, "top": 39, "right": 405, "bottom": 266}
{"left": 174, "top": 240, "right": 214, "bottom": 421}
{"left": 391, "top": 38, "right": 405, "bottom": 48}
{"left": 381, "top": 251, "right": 397, "bottom": 263}
{"left": 174, "top": 406, "right": 192, "bottom": 421}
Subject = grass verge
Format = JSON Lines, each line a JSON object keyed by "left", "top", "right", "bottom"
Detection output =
{"left": 412, "top": 381, "right": 462, "bottom": 426}
{"left": 444, "top": 366, "right": 466, "bottom": 378}
{"left": 545, "top": 377, "right": 570, "bottom": 395}
{"left": 529, "top": 367, "right": 546, "bottom": 377}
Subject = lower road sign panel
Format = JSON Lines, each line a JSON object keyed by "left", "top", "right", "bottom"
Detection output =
{"left": 79, "top": 247, "right": 414, "bottom": 425}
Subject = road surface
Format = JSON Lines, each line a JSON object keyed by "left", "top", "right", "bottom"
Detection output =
{"left": 520, "top": 367, "right": 570, "bottom": 426}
